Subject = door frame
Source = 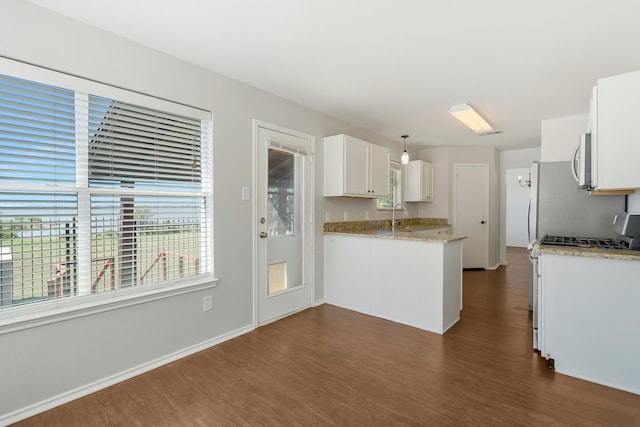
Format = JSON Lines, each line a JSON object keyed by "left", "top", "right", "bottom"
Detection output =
{"left": 252, "top": 120, "right": 315, "bottom": 328}
{"left": 452, "top": 163, "right": 490, "bottom": 269}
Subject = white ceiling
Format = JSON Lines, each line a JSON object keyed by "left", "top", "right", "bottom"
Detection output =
{"left": 30, "top": 0, "right": 640, "bottom": 151}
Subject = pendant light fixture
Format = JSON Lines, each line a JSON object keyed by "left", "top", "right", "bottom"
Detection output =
{"left": 401, "top": 135, "right": 410, "bottom": 165}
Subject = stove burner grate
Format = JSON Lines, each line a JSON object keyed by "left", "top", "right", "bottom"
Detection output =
{"left": 541, "top": 235, "right": 627, "bottom": 250}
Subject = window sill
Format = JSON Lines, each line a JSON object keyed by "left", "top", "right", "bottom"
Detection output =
{"left": 0, "top": 276, "right": 219, "bottom": 335}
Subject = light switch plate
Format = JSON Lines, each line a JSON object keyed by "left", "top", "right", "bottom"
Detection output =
{"left": 241, "top": 186, "right": 250, "bottom": 201}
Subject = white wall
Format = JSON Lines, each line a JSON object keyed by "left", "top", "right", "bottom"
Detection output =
{"left": 0, "top": 1, "right": 421, "bottom": 422}
{"left": 540, "top": 114, "right": 587, "bottom": 162}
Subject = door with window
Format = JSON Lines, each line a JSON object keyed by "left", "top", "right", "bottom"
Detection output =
{"left": 256, "top": 122, "right": 314, "bottom": 325}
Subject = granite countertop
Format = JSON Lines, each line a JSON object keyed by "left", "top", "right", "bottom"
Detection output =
{"left": 323, "top": 218, "right": 466, "bottom": 244}
{"left": 539, "top": 244, "right": 640, "bottom": 261}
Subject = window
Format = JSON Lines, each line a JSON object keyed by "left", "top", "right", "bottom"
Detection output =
{"left": 0, "top": 64, "right": 212, "bottom": 313}
{"left": 267, "top": 148, "right": 295, "bottom": 236}
{"left": 376, "top": 161, "right": 402, "bottom": 209}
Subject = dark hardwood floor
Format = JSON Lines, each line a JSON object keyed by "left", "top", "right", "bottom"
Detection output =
{"left": 14, "top": 247, "right": 640, "bottom": 426}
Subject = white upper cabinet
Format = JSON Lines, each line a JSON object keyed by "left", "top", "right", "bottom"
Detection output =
{"left": 323, "top": 134, "right": 390, "bottom": 198}
{"left": 405, "top": 160, "right": 434, "bottom": 202}
{"left": 591, "top": 70, "right": 640, "bottom": 190}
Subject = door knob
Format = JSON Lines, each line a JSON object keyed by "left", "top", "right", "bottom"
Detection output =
{"left": 481, "top": 220, "right": 486, "bottom": 224}
{"left": 260, "top": 232, "right": 268, "bottom": 238}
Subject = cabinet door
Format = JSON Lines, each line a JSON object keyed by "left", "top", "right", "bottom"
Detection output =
{"left": 324, "top": 235, "right": 371, "bottom": 314}
{"left": 404, "top": 160, "right": 421, "bottom": 202}
{"left": 596, "top": 71, "right": 640, "bottom": 189}
{"left": 343, "top": 136, "right": 369, "bottom": 196}
{"left": 370, "top": 144, "right": 390, "bottom": 197}
{"left": 406, "top": 160, "right": 434, "bottom": 202}
{"left": 421, "top": 161, "right": 434, "bottom": 201}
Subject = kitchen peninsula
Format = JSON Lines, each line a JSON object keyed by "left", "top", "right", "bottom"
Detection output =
{"left": 323, "top": 219, "right": 466, "bottom": 334}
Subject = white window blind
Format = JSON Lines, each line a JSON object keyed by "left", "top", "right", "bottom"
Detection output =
{"left": 88, "top": 95, "right": 203, "bottom": 190}
{"left": 0, "top": 69, "right": 212, "bottom": 311}
{"left": 0, "top": 74, "right": 76, "bottom": 185}
{"left": 0, "top": 75, "right": 78, "bottom": 305}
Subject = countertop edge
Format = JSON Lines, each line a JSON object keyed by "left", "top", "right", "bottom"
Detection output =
{"left": 323, "top": 230, "right": 467, "bottom": 244}
{"left": 539, "top": 244, "right": 640, "bottom": 261}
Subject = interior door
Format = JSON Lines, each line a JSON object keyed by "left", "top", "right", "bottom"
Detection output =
{"left": 256, "top": 123, "right": 314, "bottom": 325}
{"left": 453, "top": 164, "right": 489, "bottom": 269}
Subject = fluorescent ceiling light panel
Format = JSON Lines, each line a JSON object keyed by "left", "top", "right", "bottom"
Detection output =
{"left": 449, "top": 103, "right": 493, "bottom": 134}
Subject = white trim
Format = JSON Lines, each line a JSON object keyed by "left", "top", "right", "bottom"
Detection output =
{"left": 313, "top": 298, "right": 326, "bottom": 307}
{"left": 0, "top": 60, "right": 215, "bottom": 323}
{"left": 0, "top": 322, "right": 252, "bottom": 426}
{"left": 555, "top": 369, "right": 640, "bottom": 397}
{"left": 0, "top": 56, "right": 210, "bottom": 119}
{"left": 257, "top": 304, "right": 309, "bottom": 327}
{"left": 252, "top": 120, "right": 316, "bottom": 328}
{"left": 264, "top": 282, "right": 310, "bottom": 299}
{"left": 484, "top": 263, "right": 501, "bottom": 271}
{"left": 252, "top": 121, "right": 259, "bottom": 329}
{"left": 0, "top": 278, "right": 218, "bottom": 334}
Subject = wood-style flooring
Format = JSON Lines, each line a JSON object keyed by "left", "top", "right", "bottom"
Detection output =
{"left": 14, "top": 247, "right": 640, "bottom": 426}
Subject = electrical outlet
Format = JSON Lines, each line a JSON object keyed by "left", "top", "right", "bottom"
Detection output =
{"left": 365, "top": 211, "right": 370, "bottom": 220}
{"left": 203, "top": 295, "right": 213, "bottom": 312}
{"left": 325, "top": 211, "right": 331, "bottom": 221}
{"left": 343, "top": 211, "right": 349, "bottom": 221}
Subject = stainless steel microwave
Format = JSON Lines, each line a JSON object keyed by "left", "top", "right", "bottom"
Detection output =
{"left": 571, "top": 133, "right": 592, "bottom": 189}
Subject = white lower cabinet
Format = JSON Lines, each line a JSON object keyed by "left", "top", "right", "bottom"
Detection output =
{"left": 323, "top": 235, "right": 371, "bottom": 315}
{"left": 324, "top": 234, "right": 462, "bottom": 334}
{"left": 538, "top": 253, "right": 640, "bottom": 394}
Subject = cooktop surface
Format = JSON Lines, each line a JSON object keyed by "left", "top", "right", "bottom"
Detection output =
{"left": 541, "top": 235, "right": 627, "bottom": 250}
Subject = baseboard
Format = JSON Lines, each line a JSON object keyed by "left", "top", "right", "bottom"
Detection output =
{"left": 1, "top": 324, "right": 255, "bottom": 426}
{"left": 442, "top": 316, "right": 461, "bottom": 334}
{"left": 484, "top": 263, "right": 501, "bottom": 271}
{"left": 555, "top": 368, "right": 640, "bottom": 396}
{"left": 313, "top": 298, "right": 326, "bottom": 307}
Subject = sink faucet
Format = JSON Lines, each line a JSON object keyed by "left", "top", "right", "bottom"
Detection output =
{"left": 392, "top": 203, "right": 408, "bottom": 232}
